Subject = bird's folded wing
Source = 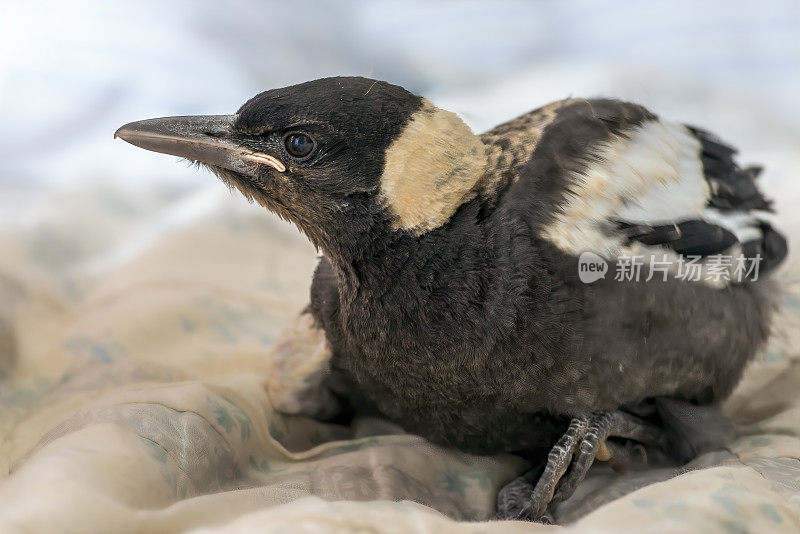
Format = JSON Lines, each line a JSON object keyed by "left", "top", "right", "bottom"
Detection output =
{"left": 525, "top": 100, "right": 787, "bottom": 281}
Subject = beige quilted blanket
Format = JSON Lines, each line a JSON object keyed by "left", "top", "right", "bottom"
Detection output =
{"left": 0, "top": 185, "right": 798, "bottom": 533}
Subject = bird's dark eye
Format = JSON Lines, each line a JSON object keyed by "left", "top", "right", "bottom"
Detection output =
{"left": 284, "top": 133, "right": 315, "bottom": 158}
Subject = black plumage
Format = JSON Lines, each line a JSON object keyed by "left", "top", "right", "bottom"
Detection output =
{"left": 115, "top": 77, "right": 787, "bottom": 522}
{"left": 688, "top": 125, "right": 773, "bottom": 212}
{"left": 617, "top": 219, "right": 739, "bottom": 256}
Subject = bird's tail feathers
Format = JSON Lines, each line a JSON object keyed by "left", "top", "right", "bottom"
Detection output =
{"left": 654, "top": 397, "right": 735, "bottom": 463}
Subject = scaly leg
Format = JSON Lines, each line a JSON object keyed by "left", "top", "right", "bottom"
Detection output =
{"left": 497, "top": 416, "right": 589, "bottom": 520}
{"left": 497, "top": 411, "right": 664, "bottom": 521}
{"left": 550, "top": 411, "right": 661, "bottom": 505}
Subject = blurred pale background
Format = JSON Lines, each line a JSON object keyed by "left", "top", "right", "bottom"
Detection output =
{"left": 1, "top": 0, "right": 798, "bottom": 263}
{"left": 1, "top": 4, "right": 800, "bottom": 530}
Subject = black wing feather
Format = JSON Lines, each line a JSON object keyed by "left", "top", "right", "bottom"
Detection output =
{"left": 616, "top": 124, "right": 786, "bottom": 274}
{"left": 686, "top": 125, "right": 772, "bottom": 212}
{"left": 618, "top": 220, "right": 738, "bottom": 257}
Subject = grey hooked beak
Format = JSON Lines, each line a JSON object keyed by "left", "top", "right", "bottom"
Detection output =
{"left": 114, "top": 115, "right": 286, "bottom": 173}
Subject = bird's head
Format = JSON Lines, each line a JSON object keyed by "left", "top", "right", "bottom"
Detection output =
{"left": 115, "top": 77, "right": 489, "bottom": 262}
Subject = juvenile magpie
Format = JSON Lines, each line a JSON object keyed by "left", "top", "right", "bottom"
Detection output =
{"left": 115, "top": 77, "right": 787, "bottom": 521}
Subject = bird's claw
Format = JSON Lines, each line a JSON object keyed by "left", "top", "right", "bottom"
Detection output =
{"left": 497, "top": 410, "right": 662, "bottom": 521}
{"left": 496, "top": 465, "right": 541, "bottom": 520}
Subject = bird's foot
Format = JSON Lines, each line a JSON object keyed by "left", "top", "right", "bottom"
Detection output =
{"left": 496, "top": 465, "right": 556, "bottom": 523}
{"left": 496, "top": 410, "right": 662, "bottom": 521}
{"left": 496, "top": 464, "right": 541, "bottom": 521}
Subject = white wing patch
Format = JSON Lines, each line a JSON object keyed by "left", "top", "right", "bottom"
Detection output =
{"left": 703, "top": 207, "right": 764, "bottom": 244}
{"left": 542, "top": 119, "right": 709, "bottom": 258}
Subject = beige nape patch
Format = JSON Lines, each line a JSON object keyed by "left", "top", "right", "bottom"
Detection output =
{"left": 380, "top": 101, "right": 489, "bottom": 234}
{"left": 265, "top": 312, "right": 339, "bottom": 418}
